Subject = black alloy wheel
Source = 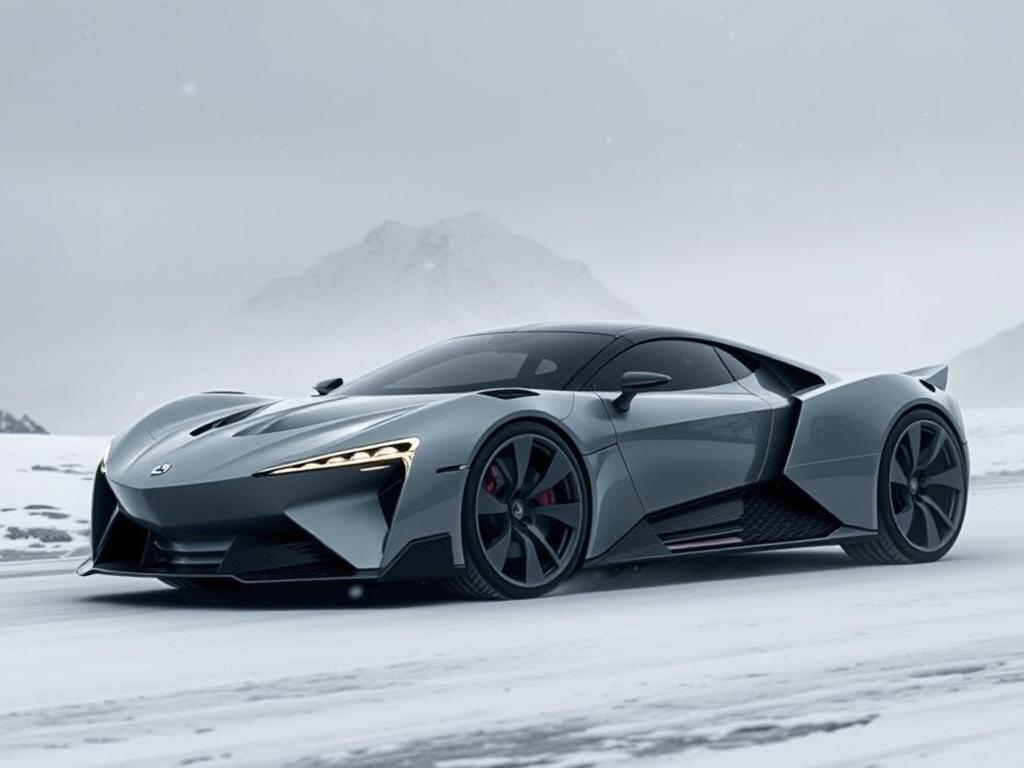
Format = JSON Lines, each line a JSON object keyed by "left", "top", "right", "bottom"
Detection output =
{"left": 843, "top": 409, "right": 968, "bottom": 564}
{"left": 452, "top": 423, "right": 588, "bottom": 599}
{"left": 888, "top": 418, "right": 966, "bottom": 552}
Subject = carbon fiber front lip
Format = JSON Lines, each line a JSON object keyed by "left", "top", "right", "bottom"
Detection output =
{"left": 77, "top": 558, "right": 379, "bottom": 583}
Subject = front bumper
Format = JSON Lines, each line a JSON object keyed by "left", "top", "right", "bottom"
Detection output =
{"left": 82, "top": 461, "right": 458, "bottom": 584}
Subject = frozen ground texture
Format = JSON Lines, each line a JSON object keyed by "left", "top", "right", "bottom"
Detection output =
{"left": 0, "top": 411, "right": 1022, "bottom": 767}
{"left": 0, "top": 483, "right": 1022, "bottom": 767}
{"left": 0, "top": 434, "right": 106, "bottom": 560}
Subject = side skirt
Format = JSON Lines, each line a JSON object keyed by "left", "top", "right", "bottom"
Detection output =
{"left": 584, "top": 526, "right": 874, "bottom": 569}
{"left": 586, "top": 479, "right": 874, "bottom": 568}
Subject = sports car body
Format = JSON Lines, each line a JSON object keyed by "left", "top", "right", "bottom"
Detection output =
{"left": 80, "top": 323, "right": 969, "bottom": 598}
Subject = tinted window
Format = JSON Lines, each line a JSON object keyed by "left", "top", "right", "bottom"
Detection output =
{"left": 342, "top": 332, "right": 612, "bottom": 395}
{"left": 589, "top": 340, "right": 735, "bottom": 391}
{"left": 716, "top": 348, "right": 757, "bottom": 380}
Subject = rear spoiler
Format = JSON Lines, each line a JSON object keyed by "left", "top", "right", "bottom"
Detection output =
{"left": 903, "top": 364, "right": 948, "bottom": 391}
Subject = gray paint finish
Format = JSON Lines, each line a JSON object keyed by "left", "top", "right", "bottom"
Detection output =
{"left": 87, "top": 324, "right": 969, "bottom": 583}
{"left": 784, "top": 373, "right": 967, "bottom": 530}
{"left": 596, "top": 383, "right": 773, "bottom": 512}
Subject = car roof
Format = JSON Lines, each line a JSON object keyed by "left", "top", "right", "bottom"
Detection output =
{"left": 484, "top": 321, "right": 731, "bottom": 343}
{"left": 469, "top": 322, "right": 838, "bottom": 383}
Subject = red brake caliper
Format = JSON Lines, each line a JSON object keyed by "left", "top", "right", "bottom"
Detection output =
{"left": 534, "top": 488, "right": 556, "bottom": 507}
{"left": 483, "top": 465, "right": 499, "bottom": 496}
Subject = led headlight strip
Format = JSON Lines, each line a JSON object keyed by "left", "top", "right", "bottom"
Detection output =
{"left": 255, "top": 438, "right": 420, "bottom": 477}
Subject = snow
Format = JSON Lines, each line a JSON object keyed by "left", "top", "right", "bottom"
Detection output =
{"left": 0, "top": 434, "right": 107, "bottom": 560}
{"left": 0, "top": 482, "right": 1022, "bottom": 766}
{"left": 1, "top": 412, "right": 1022, "bottom": 766}
{"left": 961, "top": 408, "right": 1024, "bottom": 478}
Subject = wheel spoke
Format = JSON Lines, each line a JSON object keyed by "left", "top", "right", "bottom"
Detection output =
{"left": 920, "top": 493, "right": 954, "bottom": 531}
{"left": 894, "top": 502, "right": 915, "bottom": 536}
{"left": 890, "top": 459, "right": 909, "bottom": 486}
{"left": 916, "top": 499, "right": 941, "bottom": 548}
{"left": 476, "top": 485, "right": 507, "bottom": 517}
{"left": 532, "top": 502, "right": 581, "bottom": 529}
{"left": 484, "top": 525, "right": 513, "bottom": 571}
{"left": 524, "top": 522, "right": 560, "bottom": 564}
{"left": 919, "top": 430, "right": 948, "bottom": 472}
{"left": 904, "top": 423, "right": 923, "bottom": 469}
{"left": 511, "top": 436, "right": 534, "bottom": 492}
{"left": 530, "top": 451, "right": 572, "bottom": 496}
{"left": 928, "top": 466, "right": 964, "bottom": 492}
{"left": 515, "top": 529, "right": 545, "bottom": 585}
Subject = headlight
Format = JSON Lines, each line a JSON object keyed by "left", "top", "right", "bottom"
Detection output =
{"left": 255, "top": 438, "right": 420, "bottom": 477}
{"left": 99, "top": 441, "right": 112, "bottom": 474}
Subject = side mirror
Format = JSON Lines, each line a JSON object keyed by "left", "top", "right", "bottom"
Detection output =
{"left": 313, "top": 377, "right": 344, "bottom": 396}
{"left": 613, "top": 371, "right": 671, "bottom": 412}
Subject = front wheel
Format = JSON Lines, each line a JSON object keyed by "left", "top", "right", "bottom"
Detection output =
{"left": 843, "top": 409, "right": 968, "bottom": 565}
{"left": 449, "top": 423, "right": 589, "bottom": 599}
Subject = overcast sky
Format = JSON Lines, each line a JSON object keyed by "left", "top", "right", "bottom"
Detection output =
{"left": 3, "top": 1, "right": 1023, "bottom": 430}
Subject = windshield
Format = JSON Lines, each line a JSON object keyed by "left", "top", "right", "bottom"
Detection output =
{"left": 341, "top": 332, "right": 613, "bottom": 395}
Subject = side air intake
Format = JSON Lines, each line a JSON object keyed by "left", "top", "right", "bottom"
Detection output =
{"left": 478, "top": 389, "right": 539, "bottom": 400}
{"left": 651, "top": 481, "right": 841, "bottom": 552}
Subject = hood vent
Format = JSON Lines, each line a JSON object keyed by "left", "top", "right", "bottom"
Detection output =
{"left": 190, "top": 405, "right": 267, "bottom": 437}
{"left": 478, "top": 388, "right": 539, "bottom": 400}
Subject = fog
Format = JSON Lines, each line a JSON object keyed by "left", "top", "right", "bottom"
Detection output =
{"left": 3, "top": 1, "right": 1023, "bottom": 432}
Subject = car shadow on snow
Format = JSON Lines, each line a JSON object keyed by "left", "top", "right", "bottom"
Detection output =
{"left": 559, "top": 547, "right": 861, "bottom": 596}
{"left": 79, "top": 547, "right": 867, "bottom": 611}
{"left": 79, "top": 578, "right": 457, "bottom": 611}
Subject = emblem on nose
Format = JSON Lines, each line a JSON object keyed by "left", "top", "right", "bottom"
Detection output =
{"left": 151, "top": 463, "right": 173, "bottom": 476}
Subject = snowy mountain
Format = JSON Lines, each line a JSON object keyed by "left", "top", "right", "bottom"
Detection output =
{"left": 243, "top": 212, "right": 644, "bottom": 340}
{"left": 3, "top": 214, "right": 645, "bottom": 434}
{"left": 0, "top": 411, "right": 47, "bottom": 434}
{"left": 951, "top": 321, "right": 1024, "bottom": 406}
{"left": 235, "top": 213, "right": 646, "bottom": 393}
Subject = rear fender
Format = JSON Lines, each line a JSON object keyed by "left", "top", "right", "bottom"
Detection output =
{"left": 784, "top": 372, "right": 966, "bottom": 530}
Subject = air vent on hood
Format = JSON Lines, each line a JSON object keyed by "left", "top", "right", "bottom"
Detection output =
{"left": 478, "top": 388, "right": 540, "bottom": 400}
{"left": 190, "top": 405, "right": 267, "bottom": 437}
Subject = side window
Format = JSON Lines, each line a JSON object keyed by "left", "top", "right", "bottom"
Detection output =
{"left": 715, "top": 348, "right": 757, "bottom": 380}
{"left": 589, "top": 340, "right": 735, "bottom": 392}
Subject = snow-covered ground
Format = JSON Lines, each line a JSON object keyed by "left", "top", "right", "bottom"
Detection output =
{"left": 960, "top": 408, "right": 1024, "bottom": 478}
{"left": 1, "top": 410, "right": 1023, "bottom": 767}
{"left": 0, "top": 482, "right": 1022, "bottom": 767}
{"left": 0, "top": 434, "right": 106, "bottom": 560}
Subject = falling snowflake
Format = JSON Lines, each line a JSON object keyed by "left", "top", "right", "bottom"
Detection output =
{"left": 179, "top": 81, "right": 199, "bottom": 98}
{"left": 423, "top": 261, "right": 436, "bottom": 273}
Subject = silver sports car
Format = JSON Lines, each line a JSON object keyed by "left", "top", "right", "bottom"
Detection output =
{"left": 80, "top": 323, "right": 969, "bottom": 599}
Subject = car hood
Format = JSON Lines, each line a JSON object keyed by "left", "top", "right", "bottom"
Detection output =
{"left": 238, "top": 393, "right": 451, "bottom": 436}
{"left": 107, "top": 392, "right": 462, "bottom": 488}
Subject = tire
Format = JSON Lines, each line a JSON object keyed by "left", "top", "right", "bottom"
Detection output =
{"left": 449, "top": 422, "right": 590, "bottom": 599}
{"left": 842, "top": 408, "right": 968, "bottom": 565}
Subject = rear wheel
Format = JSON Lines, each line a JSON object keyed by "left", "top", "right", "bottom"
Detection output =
{"left": 449, "top": 423, "right": 589, "bottom": 599}
{"left": 843, "top": 409, "right": 967, "bottom": 565}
